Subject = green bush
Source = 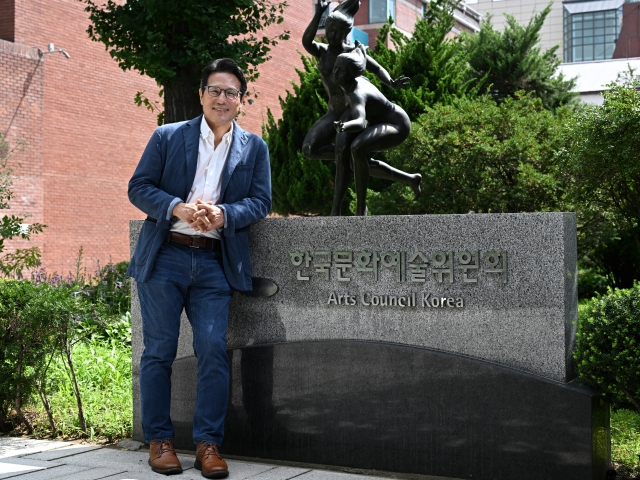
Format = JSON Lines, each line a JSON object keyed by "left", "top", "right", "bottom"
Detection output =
{"left": 368, "top": 93, "right": 569, "bottom": 215}
{"left": 0, "top": 280, "right": 55, "bottom": 430}
{"left": 574, "top": 284, "right": 640, "bottom": 414}
{"left": 85, "top": 261, "right": 131, "bottom": 316}
{"left": 0, "top": 279, "right": 109, "bottom": 434}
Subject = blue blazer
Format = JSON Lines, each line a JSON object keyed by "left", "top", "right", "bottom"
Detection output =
{"left": 126, "top": 115, "right": 272, "bottom": 291}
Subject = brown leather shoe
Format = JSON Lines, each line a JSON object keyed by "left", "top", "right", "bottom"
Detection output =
{"left": 195, "top": 441, "right": 228, "bottom": 478}
{"left": 148, "top": 439, "right": 183, "bottom": 475}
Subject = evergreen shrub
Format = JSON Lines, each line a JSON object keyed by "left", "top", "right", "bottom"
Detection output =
{"left": 574, "top": 284, "right": 640, "bottom": 414}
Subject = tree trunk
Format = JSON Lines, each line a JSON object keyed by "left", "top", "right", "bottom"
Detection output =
{"left": 163, "top": 64, "right": 203, "bottom": 124}
{"left": 35, "top": 354, "right": 57, "bottom": 435}
{"left": 621, "top": 386, "right": 640, "bottom": 416}
{"left": 36, "top": 380, "right": 56, "bottom": 436}
{"left": 14, "top": 349, "right": 33, "bottom": 434}
{"left": 65, "top": 344, "right": 87, "bottom": 434}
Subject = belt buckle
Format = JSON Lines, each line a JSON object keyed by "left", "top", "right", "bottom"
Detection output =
{"left": 189, "top": 237, "right": 200, "bottom": 249}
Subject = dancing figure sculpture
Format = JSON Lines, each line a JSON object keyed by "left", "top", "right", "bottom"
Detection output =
{"left": 333, "top": 43, "right": 412, "bottom": 216}
{"left": 302, "top": 0, "right": 421, "bottom": 215}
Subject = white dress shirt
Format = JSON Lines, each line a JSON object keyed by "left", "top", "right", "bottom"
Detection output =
{"left": 169, "top": 117, "right": 233, "bottom": 240}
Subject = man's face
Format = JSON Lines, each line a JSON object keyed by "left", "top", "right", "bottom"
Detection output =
{"left": 200, "top": 72, "right": 242, "bottom": 131}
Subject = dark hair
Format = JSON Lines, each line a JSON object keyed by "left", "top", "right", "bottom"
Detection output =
{"left": 325, "top": 0, "right": 359, "bottom": 29}
{"left": 200, "top": 58, "right": 247, "bottom": 97}
{"left": 336, "top": 43, "right": 367, "bottom": 79}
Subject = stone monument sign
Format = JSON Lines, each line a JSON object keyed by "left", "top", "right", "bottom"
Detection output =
{"left": 131, "top": 213, "right": 610, "bottom": 480}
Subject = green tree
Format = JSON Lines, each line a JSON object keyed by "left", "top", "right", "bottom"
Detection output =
{"left": 0, "top": 133, "right": 45, "bottom": 277}
{"left": 559, "top": 84, "right": 640, "bottom": 288}
{"left": 464, "top": 5, "right": 577, "bottom": 110}
{"left": 263, "top": 55, "right": 337, "bottom": 216}
{"left": 368, "top": 93, "right": 570, "bottom": 215}
{"left": 367, "top": 0, "right": 476, "bottom": 120}
{"left": 82, "top": 0, "right": 289, "bottom": 124}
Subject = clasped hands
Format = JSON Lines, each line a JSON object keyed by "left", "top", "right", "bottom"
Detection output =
{"left": 172, "top": 199, "right": 223, "bottom": 233}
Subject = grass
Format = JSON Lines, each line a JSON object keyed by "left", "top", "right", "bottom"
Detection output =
{"left": 30, "top": 339, "right": 132, "bottom": 442}
{"left": 612, "top": 409, "right": 640, "bottom": 477}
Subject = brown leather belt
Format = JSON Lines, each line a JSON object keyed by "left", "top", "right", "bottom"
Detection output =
{"left": 167, "top": 232, "right": 221, "bottom": 252}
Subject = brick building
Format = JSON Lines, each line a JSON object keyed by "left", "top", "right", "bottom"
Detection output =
{"left": 1, "top": 0, "right": 312, "bottom": 275}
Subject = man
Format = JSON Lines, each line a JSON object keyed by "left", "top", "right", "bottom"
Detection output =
{"left": 127, "top": 58, "right": 271, "bottom": 479}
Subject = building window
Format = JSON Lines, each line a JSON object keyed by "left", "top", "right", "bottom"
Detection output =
{"left": 369, "top": 0, "right": 396, "bottom": 23}
{"left": 564, "top": 7, "right": 622, "bottom": 62}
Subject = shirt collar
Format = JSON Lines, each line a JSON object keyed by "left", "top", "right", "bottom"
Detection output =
{"left": 200, "top": 117, "right": 233, "bottom": 146}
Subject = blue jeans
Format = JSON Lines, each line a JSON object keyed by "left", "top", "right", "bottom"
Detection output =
{"left": 137, "top": 241, "right": 231, "bottom": 445}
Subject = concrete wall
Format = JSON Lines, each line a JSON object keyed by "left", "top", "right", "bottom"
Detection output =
{"left": 470, "top": 0, "right": 564, "bottom": 60}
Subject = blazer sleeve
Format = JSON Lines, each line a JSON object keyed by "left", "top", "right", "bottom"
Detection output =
{"left": 128, "top": 127, "right": 181, "bottom": 231}
{"left": 218, "top": 139, "right": 272, "bottom": 238}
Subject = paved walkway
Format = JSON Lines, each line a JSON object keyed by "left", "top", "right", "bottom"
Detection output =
{"left": 0, "top": 438, "right": 401, "bottom": 480}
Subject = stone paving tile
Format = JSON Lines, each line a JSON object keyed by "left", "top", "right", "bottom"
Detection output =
{"left": 0, "top": 438, "right": 69, "bottom": 459}
{"left": 99, "top": 470, "right": 202, "bottom": 480}
{"left": 46, "top": 466, "right": 130, "bottom": 479}
{"left": 23, "top": 444, "right": 102, "bottom": 461}
{"left": 47, "top": 448, "right": 154, "bottom": 469}
{"left": 1, "top": 464, "right": 96, "bottom": 479}
{"left": 96, "top": 463, "right": 300, "bottom": 480}
{"left": 223, "top": 459, "right": 285, "bottom": 479}
{"left": 243, "top": 465, "right": 312, "bottom": 479}
{"left": 0, "top": 457, "right": 60, "bottom": 478}
{"left": 293, "top": 470, "right": 392, "bottom": 480}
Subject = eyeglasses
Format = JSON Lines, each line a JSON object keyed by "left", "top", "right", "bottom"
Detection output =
{"left": 204, "top": 86, "right": 241, "bottom": 101}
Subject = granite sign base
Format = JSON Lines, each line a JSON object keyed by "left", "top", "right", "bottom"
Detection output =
{"left": 129, "top": 214, "right": 609, "bottom": 479}
{"left": 167, "top": 341, "right": 609, "bottom": 480}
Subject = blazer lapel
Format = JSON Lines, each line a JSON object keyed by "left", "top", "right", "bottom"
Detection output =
{"left": 182, "top": 115, "right": 202, "bottom": 199}
{"left": 220, "top": 120, "right": 248, "bottom": 200}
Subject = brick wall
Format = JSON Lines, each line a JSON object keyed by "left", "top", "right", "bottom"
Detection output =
{"left": 0, "top": 40, "right": 44, "bottom": 267}
{"left": 396, "top": 0, "right": 423, "bottom": 33}
{"left": 237, "top": 1, "right": 312, "bottom": 134}
{"left": 8, "top": 0, "right": 161, "bottom": 275}
{"left": 613, "top": 3, "right": 640, "bottom": 59}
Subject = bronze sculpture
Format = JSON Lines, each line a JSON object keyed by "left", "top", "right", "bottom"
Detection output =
{"left": 333, "top": 43, "right": 412, "bottom": 216}
{"left": 302, "top": 0, "right": 421, "bottom": 216}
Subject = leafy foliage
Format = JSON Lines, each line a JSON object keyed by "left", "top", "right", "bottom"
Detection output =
{"left": 464, "top": 4, "right": 577, "bottom": 110}
{"left": 263, "top": 55, "right": 337, "bottom": 216}
{"left": 367, "top": 0, "right": 476, "bottom": 120}
{"left": 368, "top": 93, "right": 569, "bottom": 215}
{"left": 574, "top": 284, "right": 640, "bottom": 415}
{"left": 0, "top": 280, "right": 107, "bottom": 433}
{"left": 559, "top": 84, "right": 640, "bottom": 288}
{"left": 31, "top": 338, "right": 133, "bottom": 441}
{"left": 0, "top": 133, "right": 45, "bottom": 276}
{"left": 82, "top": 0, "right": 290, "bottom": 122}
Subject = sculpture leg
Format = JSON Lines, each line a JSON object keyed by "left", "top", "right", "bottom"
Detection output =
{"left": 368, "top": 159, "right": 422, "bottom": 199}
{"left": 350, "top": 137, "right": 371, "bottom": 217}
{"left": 350, "top": 123, "right": 409, "bottom": 216}
{"left": 302, "top": 112, "right": 340, "bottom": 160}
{"left": 331, "top": 130, "right": 354, "bottom": 216}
